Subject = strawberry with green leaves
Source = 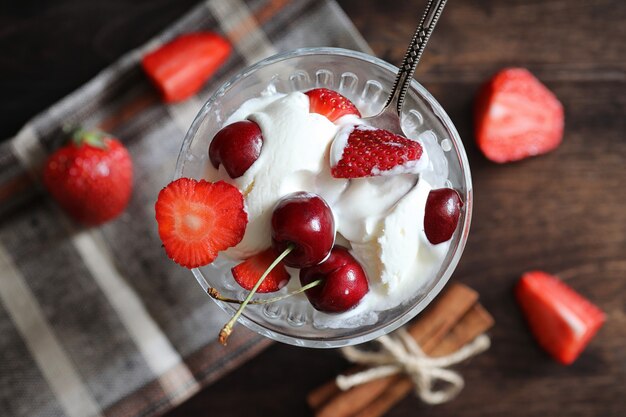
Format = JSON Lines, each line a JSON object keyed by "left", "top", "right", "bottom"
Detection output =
{"left": 43, "top": 129, "right": 133, "bottom": 226}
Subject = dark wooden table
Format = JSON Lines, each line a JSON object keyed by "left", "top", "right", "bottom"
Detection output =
{"left": 2, "top": 1, "right": 625, "bottom": 416}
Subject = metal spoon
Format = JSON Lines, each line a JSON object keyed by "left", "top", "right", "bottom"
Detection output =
{"left": 364, "top": 0, "right": 448, "bottom": 135}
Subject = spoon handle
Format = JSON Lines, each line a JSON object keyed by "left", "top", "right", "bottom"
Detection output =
{"left": 384, "top": 0, "right": 449, "bottom": 115}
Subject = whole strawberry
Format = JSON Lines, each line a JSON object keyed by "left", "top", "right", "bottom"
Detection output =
{"left": 43, "top": 129, "right": 133, "bottom": 226}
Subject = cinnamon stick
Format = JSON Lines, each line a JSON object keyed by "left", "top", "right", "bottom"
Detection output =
{"left": 307, "top": 283, "right": 478, "bottom": 416}
{"left": 351, "top": 377, "right": 412, "bottom": 417}
{"left": 315, "top": 375, "right": 397, "bottom": 417}
{"left": 405, "top": 284, "right": 479, "bottom": 352}
{"left": 431, "top": 303, "right": 494, "bottom": 356}
{"left": 305, "top": 366, "right": 370, "bottom": 413}
{"left": 350, "top": 304, "right": 495, "bottom": 417}
{"left": 306, "top": 378, "right": 343, "bottom": 410}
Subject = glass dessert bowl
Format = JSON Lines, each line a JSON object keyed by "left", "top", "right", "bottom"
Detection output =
{"left": 175, "top": 47, "right": 472, "bottom": 348}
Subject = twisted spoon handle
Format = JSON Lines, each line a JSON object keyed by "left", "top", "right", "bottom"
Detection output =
{"left": 384, "top": 0, "right": 449, "bottom": 115}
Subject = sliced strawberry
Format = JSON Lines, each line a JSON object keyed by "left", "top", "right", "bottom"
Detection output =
{"left": 232, "top": 248, "right": 290, "bottom": 293}
{"left": 515, "top": 271, "right": 606, "bottom": 365}
{"left": 142, "top": 32, "right": 231, "bottom": 103}
{"left": 155, "top": 178, "right": 246, "bottom": 269}
{"left": 331, "top": 125, "right": 423, "bottom": 178}
{"left": 475, "top": 67, "right": 564, "bottom": 163}
{"left": 305, "top": 88, "right": 361, "bottom": 122}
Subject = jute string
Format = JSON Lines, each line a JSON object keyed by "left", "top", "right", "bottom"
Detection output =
{"left": 337, "top": 329, "right": 491, "bottom": 404}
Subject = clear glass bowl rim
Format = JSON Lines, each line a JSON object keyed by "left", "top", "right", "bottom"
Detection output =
{"left": 175, "top": 47, "right": 473, "bottom": 348}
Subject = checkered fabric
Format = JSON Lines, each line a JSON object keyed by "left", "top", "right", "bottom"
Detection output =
{"left": 0, "top": 1, "right": 370, "bottom": 416}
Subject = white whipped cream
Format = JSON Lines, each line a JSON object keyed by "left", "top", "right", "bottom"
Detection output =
{"left": 333, "top": 174, "right": 416, "bottom": 243}
{"left": 205, "top": 92, "right": 452, "bottom": 326}
{"left": 207, "top": 92, "right": 344, "bottom": 258}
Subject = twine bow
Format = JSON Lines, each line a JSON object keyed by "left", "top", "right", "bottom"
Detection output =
{"left": 337, "top": 329, "right": 491, "bottom": 404}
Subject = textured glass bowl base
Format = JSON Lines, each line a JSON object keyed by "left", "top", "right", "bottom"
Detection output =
{"left": 175, "top": 48, "right": 472, "bottom": 348}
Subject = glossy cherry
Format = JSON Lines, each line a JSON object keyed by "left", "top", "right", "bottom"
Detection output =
{"left": 424, "top": 188, "right": 463, "bottom": 244}
{"left": 219, "top": 192, "right": 335, "bottom": 344}
{"left": 209, "top": 120, "right": 263, "bottom": 178}
{"left": 271, "top": 192, "right": 335, "bottom": 268}
{"left": 300, "top": 246, "right": 369, "bottom": 313}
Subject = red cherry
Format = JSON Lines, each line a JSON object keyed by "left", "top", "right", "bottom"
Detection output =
{"left": 271, "top": 192, "right": 335, "bottom": 268}
{"left": 424, "top": 188, "right": 463, "bottom": 244}
{"left": 209, "top": 120, "right": 263, "bottom": 178}
{"left": 300, "top": 246, "right": 369, "bottom": 313}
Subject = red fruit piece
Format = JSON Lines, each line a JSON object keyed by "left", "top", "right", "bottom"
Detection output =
{"left": 305, "top": 88, "right": 361, "bottom": 122}
{"left": 331, "top": 126, "right": 423, "bottom": 179}
{"left": 271, "top": 192, "right": 335, "bottom": 268}
{"left": 209, "top": 120, "right": 263, "bottom": 178}
{"left": 515, "top": 271, "right": 606, "bottom": 365}
{"left": 142, "top": 32, "right": 231, "bottom": 103}
{"left": 475, "top": 67, "right": 564, "bottom": 163}
{"left": 300, "top": 246, "right": 369, "bottom": 313}
{"left": 424, "top": 188, "right": 463, "bottom": 244}
{"left": 155, "top": 178, "right": 247, "bottom": 269}
{"left": 232, "top": 248, "right": 291, "bottom": 293}
{"left": 43, "top": 129, "right": 133, "bottom": 226}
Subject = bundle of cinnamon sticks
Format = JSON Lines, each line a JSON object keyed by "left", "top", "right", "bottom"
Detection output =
{"left": 307, "top": 283, "right": 494, "bottom": 417}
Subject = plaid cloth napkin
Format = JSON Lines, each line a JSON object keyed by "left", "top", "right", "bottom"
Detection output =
{"left": 0, "top": 1, "right": 371, "bottom": 416}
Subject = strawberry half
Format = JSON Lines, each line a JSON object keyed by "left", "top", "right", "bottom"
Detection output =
{"left": 232, "top": 248, "right": 290, "bottom": 293}
{"left": 155, "top": 178, "right": 247, "bottom": 269}
{"left": 331, "top": 125, "right": 423, "bottom": 178}
{"left": 142, "top": 32, "right": 231, "bottom": 103}
{"left": 305, "top": 88, "right": 361, "bottom": 122}
{"left": 516, "top": 271, "right": 606, "bottom": 365}
{"left": 475, "top": 67, "right": 564, "bottom": 163}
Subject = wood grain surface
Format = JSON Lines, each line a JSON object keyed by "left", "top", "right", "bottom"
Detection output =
{"left": 1, "top": 1, "right": 624, "bottom": 416}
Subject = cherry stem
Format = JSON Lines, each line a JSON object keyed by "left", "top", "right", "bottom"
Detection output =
{"left": 209, "top": 278, "right": 323, "bottom": 305}
{"left": 219, "top": 245, "right": 294, "bottom": 345}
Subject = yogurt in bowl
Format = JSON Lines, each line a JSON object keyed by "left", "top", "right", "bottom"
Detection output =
{"left": 175, "top": 47, "right": 472, "bottom": 348}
